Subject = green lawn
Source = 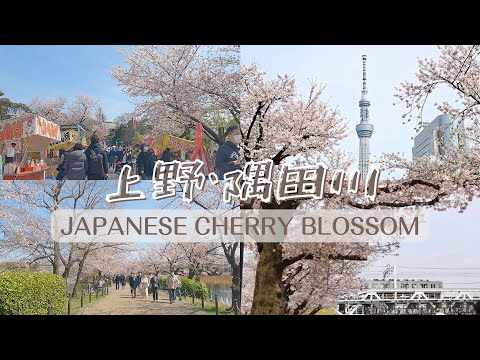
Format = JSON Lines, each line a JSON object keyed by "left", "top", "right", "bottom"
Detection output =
{"left": 68, "top": 287, "right": 109, "bottom": 315}
{"left": 188, "top": 298, "right": 235, "bottom": 315}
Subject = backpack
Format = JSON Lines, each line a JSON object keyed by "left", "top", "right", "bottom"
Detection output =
{"left": 88, "top": 149, "right": 105, "bottom": 176}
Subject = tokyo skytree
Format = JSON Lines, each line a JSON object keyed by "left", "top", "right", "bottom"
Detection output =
{"left": 356, "top": 54, "right": 374, "bottom": 181}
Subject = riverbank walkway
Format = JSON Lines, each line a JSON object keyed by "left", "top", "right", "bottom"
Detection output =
{"left": 78, "top": 286, "right": 207, "bottom": 315}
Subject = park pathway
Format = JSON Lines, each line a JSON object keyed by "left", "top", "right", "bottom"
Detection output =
{"left": 78, "top": 286, "right": 207, "bottom": 315}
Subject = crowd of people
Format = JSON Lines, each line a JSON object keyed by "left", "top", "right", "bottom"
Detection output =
{"left": 56, "top": 134, "right": 110, "bottom": 180}
{"left": 112, "top": 271, "right": 182, "bottom": 304}
{"left": 53, "top": 123, "right": 240, "bottom": 182}
{"left": 106, "top": 143, "right": 173, "bottom": 180}
{"left": 55, "top": 133, "right": 181, "bottom": 181}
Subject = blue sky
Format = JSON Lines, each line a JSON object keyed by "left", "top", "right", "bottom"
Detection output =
{"left": 0, "top": 45, "right": 134, "bottom": 120}
{"left": 241, "top": 45, "right": 480, "bottom": 287}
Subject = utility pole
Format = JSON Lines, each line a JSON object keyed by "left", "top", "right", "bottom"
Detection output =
{"left": 132, "top": 114, "right": 136, "bottom": 146}
{"left": 393, "top": 265, "right": 397, "bottom": 289}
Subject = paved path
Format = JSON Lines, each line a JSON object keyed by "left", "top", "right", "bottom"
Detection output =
{"left": 108, "top": 166, "right": 119, "bottom": 180}
{"left": 78, "top": 286, "right": 207, "bottom": 315}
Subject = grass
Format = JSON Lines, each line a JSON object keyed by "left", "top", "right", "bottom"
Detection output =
{"left": 185, "top": 296, "right": 234, "bottom": 315}
{"left": 67, "top": 287, "right": 110, "bottom": 315}
{"left": 202, "top": 300, "right": 234, "bottom": 315}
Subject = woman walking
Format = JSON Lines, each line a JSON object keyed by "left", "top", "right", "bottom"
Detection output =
{"left": 166, "top": 271, "right": 177, "bottom": 304}
{"left": 141, "top": 274, "right": 149, "bottom": 298}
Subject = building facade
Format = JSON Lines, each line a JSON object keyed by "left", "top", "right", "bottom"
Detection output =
{"left": 412, "top": 114, "right": 468, "bottom": 159}
{"left": 364, "top": 278, "right": 443, "bottom": 290}
{"left": 356, "top": 55, "right": 374, "bottom": 181}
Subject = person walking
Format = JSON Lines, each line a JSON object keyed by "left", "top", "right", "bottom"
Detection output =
{"left": 149, "top": 273, "right": 159, "bottom": 302}
{"left": 108, "top": 147, "right": 117, "bottom": 169}
{"left": 166, "top": 271, "right": 177, "bottom": 304}
{"left": 115, "top": 147, "right": 124, "bottom": 165}
{"left": 85, "top": 134, "right": 109, "bottom": 180}
{"left": 214, "top": 125, "right": 241, "bottom": 179}
{"left": 121, "top": 148, "right": 131, "bottom": 169}
{"left": 131, "top": 144, "right": 141, "bottom": 175}
{"left": 128, "top": 273, "right": 137, "bottom": 298}
{"left": 137, "top": 144, "right": 156, "bottom": 180}
{"left": 55, "top": 148, "right": 68, "bottom": 180}
{"left": 121, "top": 274, "right": 126, "bottom": 289}
{"left": 160, "top": 147, "right": 175, "bottom": 162}
{"left": 64, "top": 143, "right": 88, "bottom": 180}
{"left": 141, "top": 274, "right": 149, "bottom": 298}
{"left": 148, "top": 149, "right": 157, "bottom": 163}
{"left": 115, "top": 274, "right": 121, "bottom": 290}
{"left": 135, "top": 272, "right": 143, "bottom": 296}
{"left": 173, "top": 271, "right": 182, "bottom": 301}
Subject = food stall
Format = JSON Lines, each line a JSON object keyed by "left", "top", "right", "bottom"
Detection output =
{"left": 48, "top": 125, "right": 87, "bottom": 151}
{"left": 1, "top": 114, "right": 61, "bottom": 180}
{"left": 145, "top": 134, "right": 198, "bottom": 160}
{"left": 145, "top": 123, "right": 211, "bottom": 175}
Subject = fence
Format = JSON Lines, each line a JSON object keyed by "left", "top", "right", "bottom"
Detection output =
{"left": 159, "top": 285, "right": 240, "bottom": 315}
{"left": 66, "top": 283, "right": 110, "bottom": 315}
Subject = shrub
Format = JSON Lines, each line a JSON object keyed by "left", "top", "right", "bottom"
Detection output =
{"left": 0, "top": 272, "right": 67, "bottom": 315}
{"left": 180, "top": 277, "right": 209, "bottom": 298}
{"left": 158, "top": 276, "right": 167, "bottom": 289}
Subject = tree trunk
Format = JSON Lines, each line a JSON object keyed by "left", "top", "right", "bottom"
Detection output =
{"left": 53, "top": 241, "right": 61, "bottom": 276}
{"left": 71, "top": 257, "right": 87, "bottom": 297}
{"left": 251, "top": 243, "right": 286, "bottom": 315}
{"left": 188, "top": 268, "right": 196, "bottom": 279}
{"left": 231, "top": 263, "right": 241, "bottom": 308}
{"left": 62, "top": 265, "right": 72, "bottom": 279}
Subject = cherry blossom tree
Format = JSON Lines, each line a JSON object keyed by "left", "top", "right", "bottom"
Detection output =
{"left": 240, "top": 64, "right": 376, "bottom": 314}
{"left": 138, "top": 243, "right": 185, "bottom": 275}
{"left": 112, "top": 45, "right": 240, "bottom": 144}
{"left": 29, "top": 94, "right": 101, "bottom": 131}
{"left": 83, "top": 246, "right": 133, "bottom": 278}
{"left": 391, "top": 45, "right": 480, "bottom": 212}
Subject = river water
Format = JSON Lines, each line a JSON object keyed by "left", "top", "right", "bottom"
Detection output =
{"left": 208, "top": 284, "right": 232, "bottom": 306}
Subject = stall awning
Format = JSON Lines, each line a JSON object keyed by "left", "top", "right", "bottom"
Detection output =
{"left": 48, "top": 129, "right": 88, "bottom": 151}
{"left": 0, "top": 114, "right": 61, "bottom": 147}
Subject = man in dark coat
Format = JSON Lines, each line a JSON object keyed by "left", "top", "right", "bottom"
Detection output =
{"left": 128, "top": 273, "right": 136, "bottom": 298}
{"left": 116, "top": 147, "right": 124, "bottom": 162}
{"left": 160, "top": 148, "right": 175, "bottom": 162}
{"left": 150, "top": 273, "right": 159, "bottom": 302}
{"left": 108, "top": 148, "right": 117, "bottom": 169}
{"left": 85, "top": 134, "right": 109, "bottom": 180}
{"left": 137, "top": 144, "right": 156, "bottom": 180}
{"left": 115, "top": 274, "right": 121, "bottom": 290}
{"left": 215, "top": 125, "right": 241, "bottom": 179}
